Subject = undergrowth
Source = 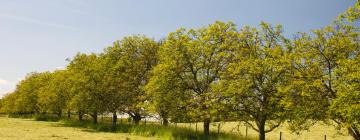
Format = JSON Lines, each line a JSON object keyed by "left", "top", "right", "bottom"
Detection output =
{"left": 59, "top": 119, "right": 251, "bottom": 140}
{"left": 7, "top": 114, "right": 253, "bottom": 140}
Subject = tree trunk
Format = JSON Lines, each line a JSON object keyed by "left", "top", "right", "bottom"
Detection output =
{"left": 196, "top": 123, "right": 198, "bottom": 133}
{"left": 101, "top": 114, "right": 104, "bottom": 122}
{"left": 348, "top": 126, "right": 360, "bottom": 140}
{"left": 129, "top": 112, "right": 142, "bottom": 125}
{"left": 91, "top": 112, "right": 97, "bottom": 124}
{"left": 67, "top": 110, "right": 71, "bottom": 119}
{"left": 204, "top": 118, "right": 210, "bottom": 136}
{"left": 133, "top": 115, "right": 141, "bottom": 125}
{"left": 112, "top": 111, "right": 117, "bottom": 126}
{"left": 57, "top": 110, "right": 62, "bottom": 118}
{"left": 78, "top": 112, "right": 83, "bottom": 121}
{"left": 258, "top": 120, "right": 266, "bottom": 140}
{"left": 127, "top": 111, "right": 141, "bottom": 125}
{"left": 163, "top": 118, "right": 169, "bottom": 126}
{"left": 217, "top": 123, "right": 221, "bottom": 134}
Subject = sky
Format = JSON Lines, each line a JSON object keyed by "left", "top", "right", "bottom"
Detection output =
{"left": 0, "top": 0, "right": 356, "bottom": 97}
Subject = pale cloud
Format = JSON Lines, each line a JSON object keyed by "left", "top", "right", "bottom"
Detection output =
{"left": 0, "top": 13, "right": 77, "bottom": 31}
{"left": 17, "top": 78, "right": 24, "bottom": 82}
{"left": 55, "top": 66, "right": 65, "bottom": 70}
{"left": 0, "top": 78, "right": 15, "bottom": 98}
{"left": 0, "top": 79, "right": 10, "bottom": 85}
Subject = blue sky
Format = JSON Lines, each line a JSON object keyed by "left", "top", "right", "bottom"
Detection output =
{"left": 0, "top": 0, "right": 356, "bottom": 97}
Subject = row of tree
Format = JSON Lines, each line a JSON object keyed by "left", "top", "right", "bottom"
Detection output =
{"left": 1, "top": 2, "right": 359, "bottom": 140}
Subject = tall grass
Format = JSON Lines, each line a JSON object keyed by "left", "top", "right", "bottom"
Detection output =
{"left": 5, "top": 114, "right": 252, "bottom": 140}
{"left": 59, "top": 119, "right": 251, "bottom": 140}
{"left": 5, "top": 114, "right": 353, "bottom": 140}
{"left": 34, "top": 114, "right": 63, "bottom": 121}
{"left": 7, "top": 113, "right": 34, "bottom": 118}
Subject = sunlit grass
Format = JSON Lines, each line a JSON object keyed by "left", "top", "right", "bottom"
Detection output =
{"left": 0, "top": 117, "right": 158, "bottom": 140}
{"left": 0, "top": 116, "right": 353, "bottom": 140}
{"left": 176, "top": 121, "right": 353, "bottom": 140}
{"left": 0, "top": 116, "right": 250, "bottom": 140}
{"left": 59, "top": 119, "right": 249, "bottom": 140}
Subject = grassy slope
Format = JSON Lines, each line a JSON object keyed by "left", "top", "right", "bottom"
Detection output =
{"left": 0, "top": 117, "right": 159, "bottom": 140}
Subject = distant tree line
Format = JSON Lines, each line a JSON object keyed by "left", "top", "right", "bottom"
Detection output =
{"left": 1, "top": 2, "right": 359, "bottom": 140}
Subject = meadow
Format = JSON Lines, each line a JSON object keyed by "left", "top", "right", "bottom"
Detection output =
{"left": 0, "top": 116, "right": 353, "bottom": 140}
{"left": 177, "top": 122, "right": 353, "bottom": 140}
{"left": 0, "top": 117, "right": 158, "bottom": 140}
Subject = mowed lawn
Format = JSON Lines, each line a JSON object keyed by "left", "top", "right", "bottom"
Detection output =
{"left": 0, "top": 117, "right": 159, "bottom": 140}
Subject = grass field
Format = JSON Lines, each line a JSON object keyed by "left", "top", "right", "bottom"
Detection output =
{"left": 0, "top": 116, "right": 246, "bottom": 140}
{"left": 0, "top": 116, "right": 354, "bottom": 140}
{"left": 0, "top": 117, "right": 159, "bottom": 140}
{"left": 177, "top": 122, "right": 353, "bottom": 140}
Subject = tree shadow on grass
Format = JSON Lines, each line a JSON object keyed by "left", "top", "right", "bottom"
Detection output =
{"left": 6, "top": 115, "right": 252, "bottom": 140}
{"left": 47, "top": 119, "right": 251, "bottom": 140}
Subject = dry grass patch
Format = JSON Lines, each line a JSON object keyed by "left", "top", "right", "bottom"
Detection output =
{"left": 0, "top": 117, "right": 158, "bottom": 140}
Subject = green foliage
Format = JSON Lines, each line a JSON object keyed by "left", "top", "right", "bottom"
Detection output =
{"left": 338, "top": 1, "right": 360, "bottom": 22}
{"left": 109, "top": 36, "right": 159, "bottom": 121}
{"left": 67, "top": 53, "right": 106, "bottom": 118}
{"left": 37, "top": 70, "right": 71, "bottom": 116}
{"left": 1, "top": 72, "right": 52, "bottom": 114}
{"left": 147, "top": 21, "right": 240, "bottom": 134}
{"left": 331, "top": 56, "right": 360, "bottom": 123}
{"left": 287, "top": 22, "right": 360, "bottom": 138}
{"left": 34, "top": 114, "right": 62, "bottom": 122}
{"left": 219, "top": 22, "right": 291, "bottom": 140}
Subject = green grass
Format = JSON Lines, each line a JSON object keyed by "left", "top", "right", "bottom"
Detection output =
{"left": 59, "top": 119, "right": 248, "bottom": 140}
{"left": 0, "top": 116, "right": 249, "bottom": 140}
{"left": 0, "top": 116, "right": 157, "bottom": 140}
{"left": 0, "top": 115, "right": 353, "bottom": 140}
{"left": 177, "top": 122, "right": 353, "bottom": 140}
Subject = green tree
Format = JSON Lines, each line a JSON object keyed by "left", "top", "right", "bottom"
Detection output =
{"left": 220, "top": 23, "right": 291, "bottom": 140}
{"left": 145, "top": 59, "right": 190, "bottom": 126}
{"left": 338, "top": 1, "right": 360, "bottom": 22}
{"left": 330, "top": 54, "right": 360, "bottom": 139}
{"left": 0, "top": 98, "right": 2, "bottom": 113}
{"left": 99, "top": 41, "right": 129, "bottom": 125}
{"left": 103, "top": 35, "right": 159, "bottom": 125}
{"left": 37, "top": 70, "right": 71, "bottom": 117}
{"left": 14, "top": 72, "right": 52, "bottom": 114}
{"left": 123, "top": 36, "right": 158, "bottom": 125}
{"left": 100, "top": 44, "right": 124, "bottom": 125}
{"left": 0, "top": 92, "right": 18, "bottom": 114}
{"left": 149, "top": 21, "right": 239, "bottom": 135}
{"left": 67, "top": 53, "right": 106, "bottom": 123}
{"left": 289, "top": 23, "right": 360, "bottom": 139}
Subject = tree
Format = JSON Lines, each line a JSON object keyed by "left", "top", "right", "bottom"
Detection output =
{"left": 67, "top": 53, "right": 106, "bottom": 123}
{"left": 37, "top": 70, "right": 70, "bottom": 117}
{"left": 14, "top": 72, "right": 52, "bottom": 114}
{"left": 0, "top": 98, "right": 2, "bottom": 113}
{"left": 220, "top": 23, "right": 291, "bottom": 140}
{"left": 99, "top": 41, "right": 130, "bottom": 126}
{"left": 150, "top": 21, "right": 239, "bottom": 135}
{"left": 338, "top": 1, "right": 360, "bottom": 22}
{"left": 330, "top": 54, "right": 360, "bottom": 139}
{"left": 0, "top": 92, "right": 18, "bottom": 114}
{"left": 145, "top": 60, "right": 190, "bottom": 126}
{"left": 108, "top": 35, "right": 159, "bottom": 125}
{"left": 288, "top": 22, "right": 360, "bottom": 139}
